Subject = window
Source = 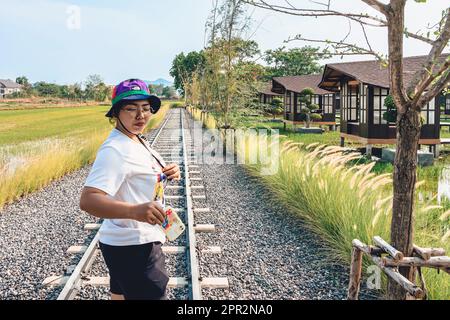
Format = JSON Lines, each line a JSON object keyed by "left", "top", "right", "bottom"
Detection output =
{"left": 291, "top": 92, "right": 294, "bottom": 113}
{"left": 312, "top": 95, "right": 320, "bottom": 106}
{"left": 285, "top": 91, "right": 292, "bottom": 113}
{"left": 341, "top": 83, "right": 346, "bottom": 121}
{"left": 359, "top": 84, "right": 368, "bottom": 124}
{"left": 372, "top": 87, "right": 389, "bottom": 124}
{"left": 422, "top": 97, "right": 435, "bottom": 125}
{"left": 312, "top": 95, "right": 321, "bottom": 114}
{"left": 296, "top": 93, "right": 304, "bottom": 114}
{"left": 342, "top": 82, "right": 358, "bottom": 122}
{"left": 446, "top": 94, "right": 450, "bottom": 113}
{"left": 322, "top": 94, "right": 333, "bottom": 114}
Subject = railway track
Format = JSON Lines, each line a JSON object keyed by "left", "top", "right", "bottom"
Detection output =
{"left": 43, "top": 108, "right": 228, "bottom": 300}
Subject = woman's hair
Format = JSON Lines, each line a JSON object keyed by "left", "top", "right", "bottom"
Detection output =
{"left": 107, "top": 100, "right": 129, "bottom": 126}
{"left": 108, "top": 101, "right": 127, "bottom": 119}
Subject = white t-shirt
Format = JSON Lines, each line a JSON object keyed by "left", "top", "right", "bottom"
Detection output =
{"left": 84, "top": 128, "right": 166, "bottom": 246}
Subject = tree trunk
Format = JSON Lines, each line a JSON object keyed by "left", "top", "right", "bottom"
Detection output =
{"left": 388, "top": 106, "right": 421, "bottom": 299}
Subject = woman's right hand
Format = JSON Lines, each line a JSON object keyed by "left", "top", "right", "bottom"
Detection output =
{"left": 132, "top": 201, "right": 166, "bottom": 225}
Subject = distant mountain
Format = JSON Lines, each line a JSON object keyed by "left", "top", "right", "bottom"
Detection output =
{"left": 145, "top": 78, "right": 173, "bottom": 87}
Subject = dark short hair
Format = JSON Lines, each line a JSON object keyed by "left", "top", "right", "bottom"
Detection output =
{"left": 108, "top": 100, "right": 127, "bottom": 119}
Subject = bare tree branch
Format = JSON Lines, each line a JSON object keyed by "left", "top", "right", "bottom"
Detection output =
{"left": 309, "top": 0, "right": 331, "bottom": 9}
{"left": 360, "top": 0, "right": 389, "bottom": 16}
{"left": 284, "top": 0, "right": 296, "bottom": 9}
{"left": 244, "top": 0, "right": 439, "bottom": 44}
{"left": 412, "top": 57, "right": 450, "bottom": 110}
{"left": 360, "top": 21, "right": 374, "bottom": 54}
{"left": 244, "top": 0, "right": 386, "bottom": 26}
{"left": 408, "top": 10, "right": 450, "bottom": 98}
{"left": 416, "top": 67, "right": 450, "bottom": 110}
{"left": 285, "top": 35, "right": 385, "bottom": 61}
{"left": 404, "top": 31, "right": 436, "bottom": 45}
{"left": 342, "top": 20, "right": 352, "bottom": 44}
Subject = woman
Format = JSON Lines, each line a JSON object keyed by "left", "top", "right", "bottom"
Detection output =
{"left": 79, "top": 79, "right": 181, "bottom": 300}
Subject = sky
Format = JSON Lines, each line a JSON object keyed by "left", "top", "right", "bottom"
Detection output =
{"left": 0, "top": 0, "right": 448, "bottom": 85}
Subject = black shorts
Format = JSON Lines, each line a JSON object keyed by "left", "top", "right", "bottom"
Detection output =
{"left": 99, "top": 241, "right": 169, "bottom": 300}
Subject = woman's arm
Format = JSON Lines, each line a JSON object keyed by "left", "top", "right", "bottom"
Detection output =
{"left": 80, "top": 187, "right": 166, "bottom": 224}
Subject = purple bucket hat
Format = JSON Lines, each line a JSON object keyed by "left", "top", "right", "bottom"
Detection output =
{"left": 105, "top": 79, "right": 161, "bottom": 117}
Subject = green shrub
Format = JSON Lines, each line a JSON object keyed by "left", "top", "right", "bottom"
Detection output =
{"left": 170, "top": 102, "right": 184, "bottom": 108}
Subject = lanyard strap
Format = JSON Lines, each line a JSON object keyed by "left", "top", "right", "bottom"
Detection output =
{"left": 136, "top": 134, "right": 167, "bottom": 169}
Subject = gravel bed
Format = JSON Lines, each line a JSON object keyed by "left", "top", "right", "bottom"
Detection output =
{"left": 0, "top": 109, "right": 380, "bottom": 300}
{"left": 0, "top": 166, "right": 99, "bottom": 300}
{"left": 185, "top": 113, "right": 380, "bottom": 300}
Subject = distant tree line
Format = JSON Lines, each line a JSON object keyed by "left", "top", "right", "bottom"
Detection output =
{"left": 10, "top": 75, "right": 178, "bottom": 101}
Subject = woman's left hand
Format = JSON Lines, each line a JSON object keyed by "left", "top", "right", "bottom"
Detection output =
{"left": 162, "top": 163, "right": 181, "bottom": 180}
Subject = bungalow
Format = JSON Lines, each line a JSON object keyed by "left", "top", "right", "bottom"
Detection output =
{"left": 258, "top": 83, "right": 283, "bottom": 104}
{"left": 319, "top": 54, "right": 448, "bottom": 155}
{"left": 0, "top": 79, "right": 22, "bottom": 98}
{"left": 271, "top": 74, "right": 337, "bottom": 128}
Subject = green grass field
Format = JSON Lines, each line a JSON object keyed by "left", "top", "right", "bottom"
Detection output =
{"left": 0, "top": 105, "right": 112, "bottom": 146}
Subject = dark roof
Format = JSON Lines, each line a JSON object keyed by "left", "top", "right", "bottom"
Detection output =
{"left": 258, "top": 82, "right": 281, "bottom": 96}
{"left": 0, "top": 79, "right": 22, "bottom": 89}
{"left": 273, "top": 74, "right": 332, "bottom": 95}
{"left": 319, "top": 54, "right": 449, "bottom": 91}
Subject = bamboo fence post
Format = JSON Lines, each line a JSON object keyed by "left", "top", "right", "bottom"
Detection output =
{"left": 373, "top": 236, "right": 404, "bottom": 261}
{"left": 382, "top": 256, "right": 450, "bottom": 268}
{"left": 348, "top": 240, "right": 364, "bottom": 300}
{"left": 371, "top": 256, "right": 424, "bottom": 299}
{"left": 352, "top": 239, "right": 385, "bottom": 256}
{"left": 350, "top": 238, "right": 449, "bottom": 299}
{"left": 416, "top": 267, "right": 428, "bottom": 300}
{"left": 413, "top": 245, "right": 445, "bottom": 260}
{"left": 413, "top": 244, "right": 431, "bottom": 260}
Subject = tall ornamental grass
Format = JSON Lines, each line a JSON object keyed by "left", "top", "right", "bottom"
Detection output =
{"left": 236, "top": 134, "right": 449, "bottom": 300}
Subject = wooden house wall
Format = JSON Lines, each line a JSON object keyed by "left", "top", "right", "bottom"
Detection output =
{"left": 339, "top": 78, "right": 440, "bottom": 140}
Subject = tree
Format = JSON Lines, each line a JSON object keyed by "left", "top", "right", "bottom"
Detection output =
{"left": 201, "top": 0, "right": 258, "bottom": 128}
{"left": 33, "top": 81, "right": 60, "bottom": 97}
{"left": 383, "top": 95, "right": 397, "bottom": 123}
{"left": 72, "top": 82, "right": 84, "bottom": 101}
{"left": 58, "top": 85, "right": 70, "bottom": 100}
{"left": 245, "top": 0, "right": 450, "bottom": 299}
{"left": 83, "top": 74, "right": 110, "bottom": 101}
{"left": 264, "top": 97, "right": 284, "bottom": 119}
{"left": 162, "top": 86, "right": 177, "bottom": 99}
{"left": 297, "top": 88, "right": 322, "bottom": 127}
{"left": 15, "top": 76, "right": 29, "bottom": 86}
{"left": 85, "top": 74, "right": 103, "bottom": 101}
{"left": 169, "top": 51, "right": 206, "bottom": 98}
{"left": 15, "top": 76, "right": 32, "bottom": 96}
{"left": 148, "top": 84, "right": 165, "bottom": 96}
{"left": 264, "top": 46, "right": 328, "bottom": 78}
